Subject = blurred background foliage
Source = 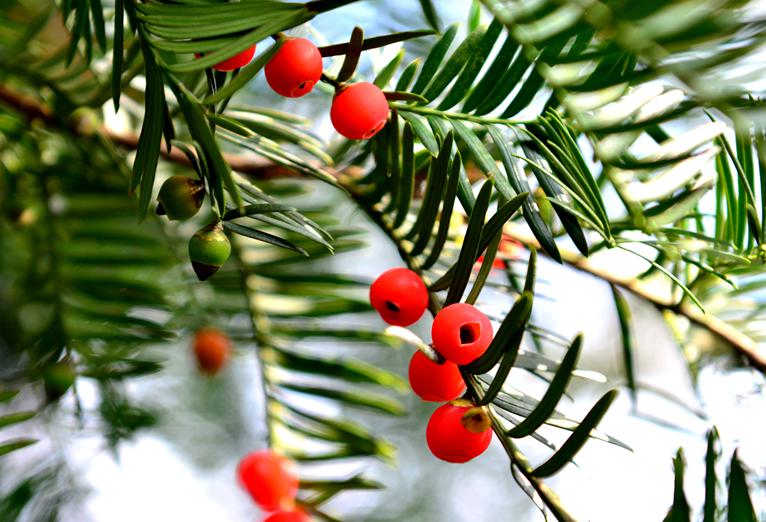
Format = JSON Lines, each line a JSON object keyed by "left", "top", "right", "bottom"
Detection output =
{"left": 2, "top": 0, "right": 766, "bottom": 521}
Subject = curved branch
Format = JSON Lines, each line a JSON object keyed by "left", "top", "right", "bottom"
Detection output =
{"left": 1, "top": 82, "right": 762, "bottom": 372}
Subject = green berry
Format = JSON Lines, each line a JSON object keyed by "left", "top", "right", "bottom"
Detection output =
{"left": 43, "top": 361, "right": 75, "bottom": 401}
{"left": 188, "top": 221, "right": 231, "bottom": 281}
{"left": 156, "top": 176, "right": 205, "bottom": 220}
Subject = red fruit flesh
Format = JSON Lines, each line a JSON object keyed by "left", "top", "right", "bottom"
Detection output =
{"left": 197, "top": 45, "right": 256, "bottom": 72}
{"left": 330, "top": 82, "right": 390, "bottom": 140}
{"left": 408, "top": 351, "right": 466, "bottom": 402}
{"left": 193, "top": 328, "right": 231, "bottom": 375}
{"left": 237, "top": 450, "right": 299, "bottom": 511}
{"left": 431, "top": 303, "right": 493, "bottom": 365}
{"left": 265, "top": 38, "right": 323, "bottom": 98}
{"left": 369, "top": 268, "right": 428, "bottom": 326}
{"left": 262, "top": 509, "right": 311, "bottom": 522}
{"left": 426, "top": 402, "right": 492, "bottom": 463}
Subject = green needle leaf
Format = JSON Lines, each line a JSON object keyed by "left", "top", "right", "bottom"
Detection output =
{"left": 532, "top": 390, "right": 618, "bottom": 477}
{"left": 505, "top": 335, "right": 582, "bottom": 437}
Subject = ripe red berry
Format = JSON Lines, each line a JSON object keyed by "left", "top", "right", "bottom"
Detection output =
{"left": 262, "top": 509, "right": 311, "bottom": 522}
{"left": 408, "top": 351, "right": 466, "bottom": 402}
{"left": 265, "top": 38, "right": 323, "bottom": 98}
{"left": 197, "top": 45, "right": 256, "bottom": 72}
{"left": 192, "top": 328, "right": 231, "bottom": 375}
{"left": 369, "top": 268, "right": 428, "bottom": 326}
{"left": 237, "top": 450, "right": 299, "bottom": 511}
{"left": 431, "top": 303, "right": 493, "bottom": 365}
{"left": 330, "top": 82, "right": 389, "bottom": 140}
{"left": 426, "top": 400, "right": 493, "bottom": 463}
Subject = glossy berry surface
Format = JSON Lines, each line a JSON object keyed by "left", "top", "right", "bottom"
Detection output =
{"left": 426, "top": 401, "right": 492, "bottom": 463}
{"left": 330, "top": 82, "right": 389, "bottom": 140}
{"left": 431, "top": 303, "right": 493, "bottom": 365}
{"left": 369, "top": 268, "right": 428, "bottom": 326}
{"left": 237, "top": 450, "right": 299, "bottom": 511}
{"left": 208, "top": 45, "right": 256, "bottom": 72}
{"left": 188, "top": 221, "right": 231, "bottom": 281}
{"left": 265, "top": 38, "right": 323, "bottom": 98}
{"left": 192, "top": 328, "right": 231, "bottom": 375}
{"left": 408, "top": 351, "right": 465, "bottom": 402}
{"left": 262, "top": 509, "right": 311, "bottom": 522}
{"left": 156, "top": 175, "right": 204, "bottom": 220}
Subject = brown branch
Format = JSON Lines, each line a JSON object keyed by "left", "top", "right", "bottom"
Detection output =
{"left": 501, "top": 224, "right": 766, "bottom": 373}
{"left": 2, "top": 82, "right": 764, "bottom": 372}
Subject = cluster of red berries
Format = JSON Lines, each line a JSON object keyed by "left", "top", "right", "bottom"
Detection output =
{"left": 369, "top": 268, "right": 495, "bottom": 463}
{"left": 237, "top": 449, "right": 310, "bottom": 521}
{"left": 201, "top": 39, "right": 390, "bottom": 140}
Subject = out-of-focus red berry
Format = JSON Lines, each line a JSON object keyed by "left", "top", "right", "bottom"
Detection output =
{"left": 196, "top": 45, "right": 256, "bottom": 72}
{"left": 265, "top": 38, "right": 323, "bottom": 98}
{"left": 369, "top": 268, "right": 428, "bottom": 326}
{"left": 431, "top": 303, "right": 493, "bottom": 365}
{"left": 408, "top": 351, "right": 466, "bottom": 402}
{"left": 475, "top": 234, "right": 525, "bottom": 270}
{"left": 193, "top": 328, "right": 231, "bottom": 375}
{"left": 262, "top": 509, "right": 311, "bottom": 522}
{"left": 330, "top": 82, "right": 389, "bottom": 140}
{"left": 426, "top": 401, "right": 492, "bottom": 463}
{"left": 237, "top": 450, "right": 299, "bottom": 510}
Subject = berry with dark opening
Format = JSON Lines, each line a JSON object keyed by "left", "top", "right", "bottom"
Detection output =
{"left": 188, "top": 221, "right": 231, "bottom": 281}
{"left": 192, "top": 328, "right": 231, "bottom": 375}
{"left": 262, "top": 508, "right": 311, "bottom": 522}
{"left": 265, "top": 38, "right": 323, "bottom": 98}
{"left": 237, "top": 450, "right": 299, "bottom": 511}
{"left": 156, "top": 175, "right": 205, "bottom": 220}
{"left": 426, "top": 400, "right": 492, "bottom": 463}
{"left": 431, "top": 303, "right": 493, "bottom": 365}
{"left": 408, "top": 351, "right": 465, "bottom": 402}
{"left": 43, "top": 361, "right": 75, "bottom": 401}
{"left": 330, "top": 82, "right": 389, "bottom": 140}
{"left": 197, "top": 45, "right": 256, "bottom": 72}
{"left": 369, "top": 268, "right": 428, "bottom": 326}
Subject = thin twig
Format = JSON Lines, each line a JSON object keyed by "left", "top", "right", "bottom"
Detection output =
{"left": 1, "top": 82, "right": 763, "bottom": 372}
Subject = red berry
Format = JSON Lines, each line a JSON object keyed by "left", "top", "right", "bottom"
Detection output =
{"left": 237, "top": 450, "right": 299, "bottom": 511}
{"left": 263, "top": 509, "right": 311, "bottom": 522}
{"left": 369, "top": 268, "right": 428, "bottom": 326}
{"left": 197, "top": 45, "right": 256, "bottom": 72}
{"left": 330, "top": 82, "right": 390, "bottom": 140}
{"left": 431, "top": 303, "right": 493, "bottom": 365}
{"left": 426, "top": 400, "right": 492, "bottom": 463}
{"left": 193, "top": 328, "right": 231, "bottom": 375}
{"left": 265, "top": 38, "right": 323, "bottom": 98}
{"left": 408, "top": 351, "right": 465, "bottom": 402}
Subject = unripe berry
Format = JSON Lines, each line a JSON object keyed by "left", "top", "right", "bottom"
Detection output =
{"left": 369, "top": 268, "right": 428, "bottom": 326}
{"left": 431, "top": 303, "right": 493, "bottom": 365}
{"left": 43, "top": 361, "right": 75, "bottom": 401}
{"left": 237, "top": 450, "right": 299, "bottom": 511}
{"left": 156, "top": 175, "right": 205, "bottom": 220}
{"left": 330, "top": 82, "right": 389, "bottom": 140}
{"left": 188, "top": 221, "right": 231, "bottom": 281}
{"left": 408, "top": 351, "right": 465, "bottom": 402}
{"left": 265, "top": 38, "right": 323, "bottom": 98}
{"left": 426, "top": 400, "right": 492, "bottom": 463}
{"left": 262, "top": 509, "right": 311, "bottom": 522}
{"left": 198, "top": 45, "right": 256, "bottom": 72}
{"left": 192, "top": 328, "right": 231, "bottom": 375}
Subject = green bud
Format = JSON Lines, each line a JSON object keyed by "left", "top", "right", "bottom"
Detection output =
{"left": 156, "top": 176, "right": 205, "bottom": 220}
{"left": 188, "top": 221, "right": 231, "bottom": 281}
{"left": 43, "top": 361, "right": 75, "bottom": 401}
